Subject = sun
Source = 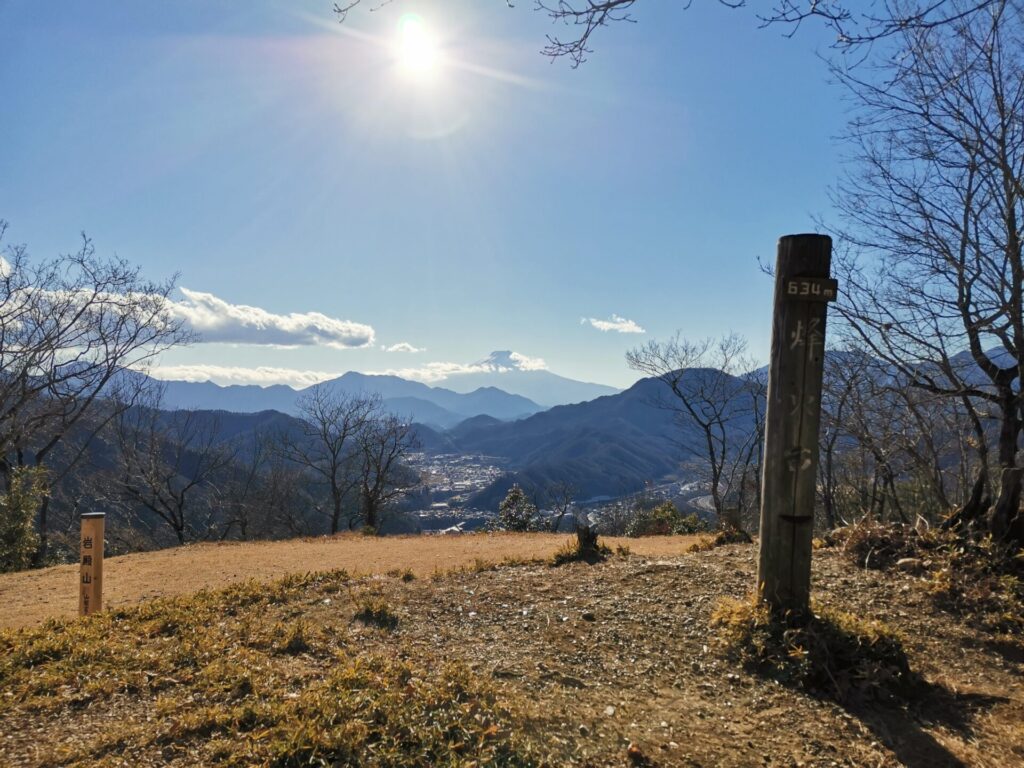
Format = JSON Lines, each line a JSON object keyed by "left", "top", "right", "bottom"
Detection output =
{"left": 395, "top": 14, "right": 441, "bottom": 80}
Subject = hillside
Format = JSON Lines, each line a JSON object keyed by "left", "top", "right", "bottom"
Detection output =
{"left": 456, "top": 370, "right": 758, "bottom": 507}
{"left": 1, "top": 540, "right": 1020, "bottom": 767}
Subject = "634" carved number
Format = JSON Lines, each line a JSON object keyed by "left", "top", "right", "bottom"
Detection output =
{"left": 785, "top": 277, "right": 838, "bottom": 302}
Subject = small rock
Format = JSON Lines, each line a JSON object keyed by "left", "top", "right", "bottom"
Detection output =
{"left": 578, "top": 724, "right": 590, "bottom": 736}
{"left": 604, "top": 705, "right": 616, "bottom": 717}
{"left": 492, "top": 667, "right": 523, "bottom": 679}
{"left": 627, "top": 742, "right": 646, "bottom": 764}
{"left": 582, "top": 611, "right": 596, "bottom": 621}
{"left": 557, "top": 675, "right": 587, "bottom": 689}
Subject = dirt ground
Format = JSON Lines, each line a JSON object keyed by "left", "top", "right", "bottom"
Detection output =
{"left": 1, "top": 543, "right": 1020, "bottom": 767}
{"left": 0, "top": 532, "right": 701, "bottom": 630}
{"left": 377, "top": 545, "right": 1023, "bottom": 767}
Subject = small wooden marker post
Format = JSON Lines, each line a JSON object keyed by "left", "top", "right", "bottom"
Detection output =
{"left": 756, "top": 234, "right": 835, "bottom": 616}
{"left": 79, "top": 512, "right": 105, "bottom": 616}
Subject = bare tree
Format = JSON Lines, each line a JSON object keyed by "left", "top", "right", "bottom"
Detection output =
{"left": 218, "top": 430, "right": 322, "bottom": 540}
{"left": 627, "top": 333, "right": 764, "bottom": 526}
{"left": 818, "top": 347, "right": 989, "bottom": 529}
{"left": 261, "top": 452, "right": 321, "bottom": 537}
{"left": 542, "top": 480, "right": 579, "bottom": 532}
{"left": 0, "top": 224, "right": 189, "bottom": 558}
{"left": 113, "top": 394, "right": 236, "bottom": 545}
{"left": 817, "top": 350, "right": 909, "bottom": 528}
{"left": 218, "top": 431, "right": 272, "bottom": 541}
{"left": 355, "top": 412, "right": 417, "bottom": 532}
{"left": 278, "top": 386, "right": 377, "bottom": 535}
{"left": 830, "top": 0, "right": 1024, "bottom": 544}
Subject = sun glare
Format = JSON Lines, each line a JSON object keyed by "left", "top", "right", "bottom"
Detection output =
{"left": 396, "top": 14, "right": 441, "bottom": 79}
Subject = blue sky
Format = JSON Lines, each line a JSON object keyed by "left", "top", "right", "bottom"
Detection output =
{"left": 0, "top": 1, "right": 845, "bottom": 389}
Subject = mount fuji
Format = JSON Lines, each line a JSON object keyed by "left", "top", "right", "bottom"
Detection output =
{"left": 437, "top": 351, "right": 620, "bottom": 407}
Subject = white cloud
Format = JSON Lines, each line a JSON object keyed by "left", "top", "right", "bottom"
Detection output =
{"left": 373, "top": 350, "right": 548, "bottom": 383}
{"left": 502, "top": 351, "right": 547, "bottom": 371}
{"left": 169, "top": 287, "right": 375, "bottom": 348}
{"left": 147, "top": 364, "right": 339, "bottom": 389}
{"left": 144, "top": 350, "right": 549, "bottom": 388}
{"left": 377, "top": 362, "right": 488, "bottom": 384}
{"left": 382, "top": 342, "right": 425, "bottom": 353}
{"left": 582, "top": 314, "right": 646, "bottom": 334}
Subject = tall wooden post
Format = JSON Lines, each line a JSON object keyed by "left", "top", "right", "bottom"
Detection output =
{"left": 79, "top": 512, "right": 105, "bottom": 616}
{"left": 756, "top": 234, "right": 835, "bottom": 616}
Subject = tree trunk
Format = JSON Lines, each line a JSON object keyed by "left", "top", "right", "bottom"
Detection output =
{"left": 330, "top": 493, "right": 342, "bottom": 535}
{"left": 990, "top": 389, "right": 1022, "bottom": 544}
{"left": 996, "top": 390, "right": 1020, "bottom": 469}
{"left": 32, "top": 495, "right": 51, "bottom": 566}
{"left": 722, "top": 504, "right": 742, "bottom": 531}
{"left": 941, "top": 466, "right": 990, "bottom": 532}
{"left": 991, "top": 467, "right": 1024, "bottom": 544}
{"left": 884, "top": 471, "right": 908, "bottom": 524}
{"left": 821, "top": 444, "right": 837, "bottom": 531}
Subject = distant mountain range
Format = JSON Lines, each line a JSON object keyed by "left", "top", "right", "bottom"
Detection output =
{"left": 152, "top": 371, "right": 715, "bottom": 508}
{"left": 155, "top": 372, "right": 540, "bottom": 430}
{"left": 142, "top": 361, "right": 756, "bottom": 505}
{"left": 136, "top": 346, "right": 1016, "bottom": 512}
{"left": 149, "top": 352, "right": 621, "bottom": 429}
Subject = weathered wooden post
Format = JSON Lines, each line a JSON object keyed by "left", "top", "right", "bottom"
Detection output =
{"left": 79, "top": 512, "right": 105, "bottom": 616}
{"left": 756, "top": 234, "right": 835, "bottom": 616}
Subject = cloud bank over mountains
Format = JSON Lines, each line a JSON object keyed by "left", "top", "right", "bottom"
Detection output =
{"left": 146, "top": 351, "right": 552, "bottom": 389}
{"left": 148, "top": 364, "right": 340, "bottom": 389}
{"left": 170, "top": 288, "right": 375, "bottom": 349}
{"left": 377, "top": 351, "right": 548, "bottom": 384}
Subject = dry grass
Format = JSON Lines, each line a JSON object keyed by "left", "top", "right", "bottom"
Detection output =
{"left": 829, "top": 522, "right": 1024, "bottom": 637}
{"left": 0, "top": 532, "right": 703, "bottom": 630}
{"left": 549, "top": 538, "right": 613, "bottom": 566}
{"left": 353, "top": 597, "right": 400, "bottom": 631}
{"left": 0, "top": 570, "right": 553, "bottom": 767}
{"left": 687, "top": 526, "right": 752, "bottom": 552}
{"left": 1, "top": 544, "right": 1021, "bottom": 767}
{"left": 710, "top": 597, "right": 915, "bottom": 703}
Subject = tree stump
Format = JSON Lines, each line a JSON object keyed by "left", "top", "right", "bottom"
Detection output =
{"left": 576, "top": 524, "right": 599, "bottom": 556}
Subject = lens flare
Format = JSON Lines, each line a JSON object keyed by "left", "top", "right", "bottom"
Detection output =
{"left": 395, "top": 14, "right": 440, "bottom": 79}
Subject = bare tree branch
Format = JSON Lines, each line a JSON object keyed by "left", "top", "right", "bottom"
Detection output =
{"left": 336, "top": 0, "right": 1003, "bottom": 66}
